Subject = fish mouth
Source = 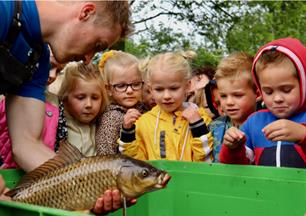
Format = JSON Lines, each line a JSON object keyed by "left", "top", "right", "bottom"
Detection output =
{"left": 155, "top": 173, "right": 171, "bottom": 189}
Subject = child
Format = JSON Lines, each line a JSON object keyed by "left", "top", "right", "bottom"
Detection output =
{"left": 95, "top": 51, "right": 145, "bottom": 156}
{"left": 204, "top": 79, "right": 223, "bottom": 118}
{"left": 209, "top": 52, "right": 259, "bottom": 162}
{"left": 141, "top": 82, "right": 156, "bottom": 111}
{"left": 119, "top": 51, "right": 213, "bottom": 162}
{"left": 0, "top": 60, "right": 123, "bottom": 213}
{"left": 187, "top": 66, "right": 221, "bottom": 119}
{"left": 220, "top": 38, "right": 306, "bottom": 168}
{"left": 139, "top": 59, "right": 156, "bottom": 111}
{"left": 58, "top": 62, "right": 108, "bottom": 157}
{"left": 188, "top": 66, "right": 215, "bottom": 99}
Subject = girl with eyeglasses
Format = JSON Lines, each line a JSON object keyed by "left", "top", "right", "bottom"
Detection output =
{"left": 95, "top": 51, "right": 146, "bottom": 156}
{"left": 118, "top": 51, "right": 214, "bottom": 162}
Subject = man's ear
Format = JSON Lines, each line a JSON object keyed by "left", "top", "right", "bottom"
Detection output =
{"left": 79, "top": 3, "right": 96, "bottom": 21}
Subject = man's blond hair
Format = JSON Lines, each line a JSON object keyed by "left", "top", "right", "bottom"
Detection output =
{"left": 96, "top": 1, "right": 133, "bottom": 38}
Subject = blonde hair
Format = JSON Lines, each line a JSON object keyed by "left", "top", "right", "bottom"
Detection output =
{"left": 194, "top": 90, "right": 207, "bottom": 108}
{"left": 215, "top": 52, "right": 256, "bottom": 91}
{"left": 138, "top": 57, "right": 151, "bottom": 83}
{"left": 255, "top": 50, "right": 297, "bottom": 78}
{"left": 99, "top": 50, "right": 140, "bottom": 84}
{"left": 142, "top": 51, "right": 197, "bottom": 83}
{"left": 58, "top": 62, "right": 108, "bottom": 115}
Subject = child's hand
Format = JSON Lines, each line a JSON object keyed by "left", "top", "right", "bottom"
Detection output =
{"left": 262, "top": 119, "right": 306, "bottom": 142}
{"left": 182, "top": 105, "right": 201, "bottom": 124}
{"left": 223, "top": 127, "right": 246, "bottom": 149}
{"left": 123, "top": 109, "right": 142, "bottom": 129}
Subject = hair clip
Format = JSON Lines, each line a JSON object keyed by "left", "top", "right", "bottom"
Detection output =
{"left": 99, "top": 50, "right": 114, "bottom": 71}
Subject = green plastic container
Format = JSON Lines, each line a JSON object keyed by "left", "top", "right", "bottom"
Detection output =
{"left": 0, "top": 161, "right": 306, "bottom": 216}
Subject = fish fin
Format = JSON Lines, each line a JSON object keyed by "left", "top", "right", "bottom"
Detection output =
{"left": 4, "top": 182, "right": 32, "bottom": 197}
{"left": 4, "top": 188, "right": 16, "bottom": 197}
{"left": 55, "top": 139, "right": 84, "bottom": 164}
{"left": 16, "top": 139, "right": 84, "bottom": 187}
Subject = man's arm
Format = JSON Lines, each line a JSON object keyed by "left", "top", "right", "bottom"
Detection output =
{"left": 5, "top": 95, "right": 134, "bottom": 213}
{"left": 5, "top": 94, "right": 55, "bottom": 172}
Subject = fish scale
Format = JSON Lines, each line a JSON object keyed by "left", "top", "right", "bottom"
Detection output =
{"left": 15, "top": 157, "right": 121, "bottom": 210}
{"left": 6, "top": 141, "right": 171, "bottom": 211}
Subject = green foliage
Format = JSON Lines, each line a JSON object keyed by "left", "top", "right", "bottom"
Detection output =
{"left": 226, "top": 1, "right": 306, "bottom": 55}
{"left": 124, "top": 39, "right": 151, "bottom": 58}
{"left": 192, "top": 48, "right": 222, "bottom": 69}
{"left": 126, "top": 0, "right": 305, "bottom": 66}
{"left": 125, "top": 38, "right": 221, "bottom": 69}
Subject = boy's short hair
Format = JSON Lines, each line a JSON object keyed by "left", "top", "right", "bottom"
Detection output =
{"left": 255, "top": 50, "right": 297, "bottom": 78}
{"left": 215, "top": 52, "right": 256, "bottom": 91}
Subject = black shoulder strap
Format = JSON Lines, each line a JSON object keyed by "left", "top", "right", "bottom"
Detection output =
{"left": 4, "top": 1, "right": 22, "bottom": 48}
{"left": 5, "top": 1, "right": 42, "bottom": 66}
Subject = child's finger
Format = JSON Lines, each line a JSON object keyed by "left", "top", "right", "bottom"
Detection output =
{"left": 224, "top": 132, "right": 236, "bottom": 144}
{"left": 262, "top": 127, "right": 278, "bottom": 138}
{"left": 228, "top": 128, "right": 244, "bottom": 140}
{"left": 262, "top": 120, "right": 283, "bottom": 135}
{"left": 130, "top": 113, "right": 141, "bottom": 120}
{"left": 266, "top": 130, "right": 285, "bottom": 141}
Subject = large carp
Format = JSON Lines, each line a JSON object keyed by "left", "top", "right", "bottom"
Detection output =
{"left": 5, "top": 140, "right": 171, "bottom": 211}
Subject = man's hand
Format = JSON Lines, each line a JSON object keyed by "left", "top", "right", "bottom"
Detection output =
{"left": 0, "top": 175, "right": 11, "bottom": 201}
{"left": 92, "top": 190, "right": 137, "bottom": 215}
{"left": 123, "top": 109, "right": 141, "bottom": 129}
{"left": 262, "top": 119, "right": 306, "bottom": 142}
{"left": 223, "top": 127, "right": 246, "bottom": 149}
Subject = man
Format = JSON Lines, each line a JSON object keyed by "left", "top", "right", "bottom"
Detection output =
{"left": 0, "top": 1, "right": 134, "bottom": 214}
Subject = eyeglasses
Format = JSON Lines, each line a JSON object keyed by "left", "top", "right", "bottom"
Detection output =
{"left": 111, "top": 81, "right": 144, "bottom": 92}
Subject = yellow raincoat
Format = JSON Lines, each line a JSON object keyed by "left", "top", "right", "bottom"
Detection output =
{"left": 119, "top": 105, "right": 213, "bottom": 162}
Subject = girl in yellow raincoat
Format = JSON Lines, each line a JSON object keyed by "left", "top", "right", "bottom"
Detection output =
{"left": 118, "top": 51, "right": 213, "bottom": 162}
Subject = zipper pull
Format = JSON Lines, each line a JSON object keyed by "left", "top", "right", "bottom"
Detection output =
{"left": 172, "top": 115, "right": 176, "bottom": 125}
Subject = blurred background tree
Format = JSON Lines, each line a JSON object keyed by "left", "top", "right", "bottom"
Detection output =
{"left": 117, "top": 0, "right": 305, "bottom": 68}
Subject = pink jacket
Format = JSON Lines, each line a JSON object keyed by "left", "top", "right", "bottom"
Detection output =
{"left": 0, "top": 98, "right": 59, "bottom": 168}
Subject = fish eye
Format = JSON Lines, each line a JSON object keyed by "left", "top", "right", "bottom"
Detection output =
{"left": 141, "top": 169, "right": 149, "bottom": 178}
